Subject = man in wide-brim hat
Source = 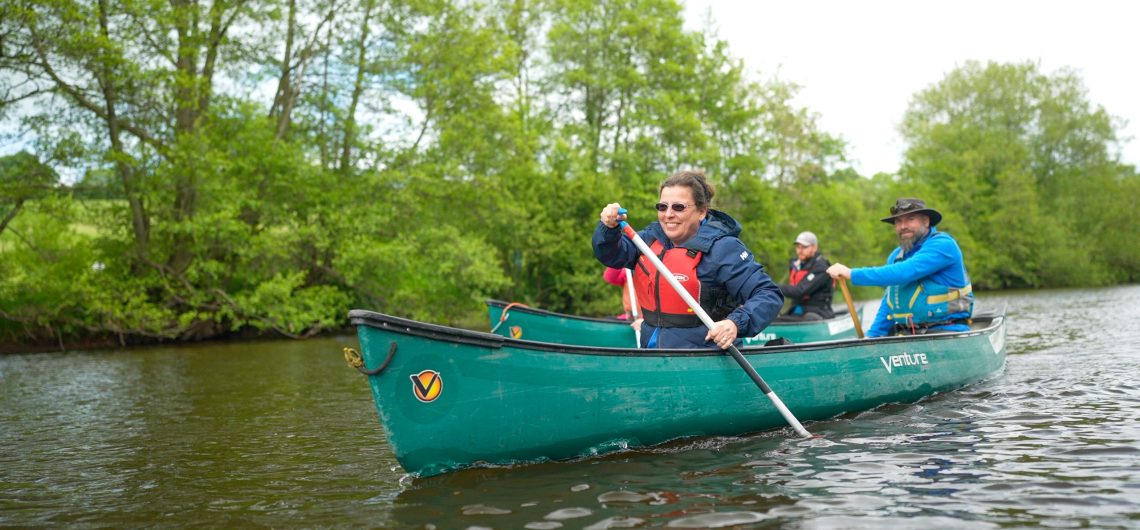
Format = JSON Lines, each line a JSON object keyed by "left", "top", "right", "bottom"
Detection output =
{"left": 826, "top": 198, "right": 974, "bottom": 337}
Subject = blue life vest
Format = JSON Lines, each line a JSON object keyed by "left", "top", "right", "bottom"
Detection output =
{"left": 885, "top": 234, "right": 974, "bottom": 326}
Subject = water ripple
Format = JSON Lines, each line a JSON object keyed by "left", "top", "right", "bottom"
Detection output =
{"left": 3, "top": 288, "right": 1140, "bottom": 528}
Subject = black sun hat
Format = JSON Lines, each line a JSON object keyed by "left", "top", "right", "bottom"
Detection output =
{"left": 880, "top": 198, "right": 942, "bottom": 226}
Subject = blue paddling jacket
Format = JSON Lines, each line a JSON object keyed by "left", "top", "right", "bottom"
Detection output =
{"left": 852, "top": 227, "right": 974, "bottom": 337}
{"left": 592, "top": 209, "right": 784, "bottom": 349}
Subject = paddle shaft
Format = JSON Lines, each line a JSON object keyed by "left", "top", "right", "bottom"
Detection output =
{"left": 624, "top": 268, "right": 641, "bottom": 348}
{"left": 838, "top": 278, "right": 864, "bottom": 339}
{"left": 620, "top": 223, "right": 811, "bottom": 438}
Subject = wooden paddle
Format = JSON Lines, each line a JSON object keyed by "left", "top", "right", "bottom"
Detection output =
{"left": 618, "top": 217, "right": 812, "bottom": 438}
{"left": 838, "top": 278, "right": 864, "bottom": 339}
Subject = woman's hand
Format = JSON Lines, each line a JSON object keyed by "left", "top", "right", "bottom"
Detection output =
{"left": 599, "top": 203, "right": 625, "bottom": 228}
{"left": 705, "top": 319, "right": 738, "bottom": 349}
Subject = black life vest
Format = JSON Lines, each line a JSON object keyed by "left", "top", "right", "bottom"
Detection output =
{"left": 634, "top": 239, "right": 735, "bottom": 328}
{"left": 787, "top": 256, "right": 833, "bottom": 309}
{"left": 788, "top": 267, "right": 811, "bottom": 296}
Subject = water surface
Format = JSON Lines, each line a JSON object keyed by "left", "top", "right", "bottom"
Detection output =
{"left": 2, "top": 286, "right": 1138, "bottom": 528}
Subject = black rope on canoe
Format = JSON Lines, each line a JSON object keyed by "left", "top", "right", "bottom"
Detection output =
{"left": 343, "top": 342, "right": 396, "bottom": 375}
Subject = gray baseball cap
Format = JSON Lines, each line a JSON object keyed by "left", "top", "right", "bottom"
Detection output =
{"left": 794, "top": 231, "right": 818, "bottom": 246}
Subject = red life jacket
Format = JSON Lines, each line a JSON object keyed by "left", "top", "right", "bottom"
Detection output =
{"left": 788, "top": 257, "right": 835, "bottom": 302}
{"left": 787, "top": 263, "right": 831, "bottom": 301}
{"left": 634, "top": 239, "right": 733, "bottom": 328}
{"left": 787, "top": 267, "right": 811, "bottom": 296}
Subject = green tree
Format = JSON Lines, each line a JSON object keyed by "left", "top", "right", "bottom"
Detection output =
{"left": 0, "top": 152, "right": 58, "bottom": 236}
{"left": 0, "top": 0, "right": 861, "bottom": 346}
{"left": 899, "top": 61, "right": 1136, "bottom": 288}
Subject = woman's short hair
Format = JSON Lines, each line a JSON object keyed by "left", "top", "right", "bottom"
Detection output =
{"left": 660, "top": 169, "right": 715, "bottom": 210}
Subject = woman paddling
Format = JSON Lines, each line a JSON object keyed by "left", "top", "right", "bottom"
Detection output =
{"left": 592, "top": 170, "right": 784, "bottom": 349}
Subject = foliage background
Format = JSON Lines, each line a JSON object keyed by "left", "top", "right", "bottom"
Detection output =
{"left": 1, "top": 0, "right": 1136, "bottom": 347}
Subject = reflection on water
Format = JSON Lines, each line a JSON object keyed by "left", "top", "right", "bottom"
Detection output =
{"left": 0, "top": 340, "right": 404, "bottom": 526}
{"left": 2, "top": 286, "right": 1139, "bottom": 528}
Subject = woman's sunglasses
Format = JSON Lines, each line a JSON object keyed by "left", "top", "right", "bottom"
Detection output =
{"left": 655, "top": 202, "right": 694, "bottom": 213}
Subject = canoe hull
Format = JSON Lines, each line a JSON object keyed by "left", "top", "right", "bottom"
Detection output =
{"left": 485, "top": 299, "right": 864, "bottom": 347}
{"left": 351, "top": 309, "right": 1007, "bottom": 477}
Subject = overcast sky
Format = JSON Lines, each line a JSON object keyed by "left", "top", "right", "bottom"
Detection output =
{"left": 683, "top": 0, "right": 1140, "bottom": 176}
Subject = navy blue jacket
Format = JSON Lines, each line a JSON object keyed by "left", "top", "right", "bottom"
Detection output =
{"left": 593, "top": 209, "right": 784, "bottom": 348}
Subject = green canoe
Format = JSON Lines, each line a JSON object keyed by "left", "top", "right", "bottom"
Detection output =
{"left": 486, "top": 299, "right": 865, "bottom": 347}
{"left": 348, "top": 307, "right": 1007, "bottom": 477}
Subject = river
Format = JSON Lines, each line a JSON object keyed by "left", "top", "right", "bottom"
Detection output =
{"left": 2, "top": 286, "right": 1138, "bottom": 528}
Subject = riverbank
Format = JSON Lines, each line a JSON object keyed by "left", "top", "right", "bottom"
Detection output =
{"left": 0, "top": 306, "right": 492, "bottom": 355}
{"left": 0, "top": 325, "right": 357, "bottom": 355}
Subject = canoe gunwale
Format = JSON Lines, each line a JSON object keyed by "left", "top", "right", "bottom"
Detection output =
{"left": 769, "top": 308, "right": 853, "bottom": 326}
{"left": 486, "top": 299, "right": 635, "bottom": 324}
{"left": 486, "top": 298, "right": 856, "bottom": 327}
{"left": 348, "top": 309, "right": 1005, "bottom": 358}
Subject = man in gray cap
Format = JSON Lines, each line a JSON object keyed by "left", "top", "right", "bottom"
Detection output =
{"left": 777, "top": 231, "right": 835, "bottom": 321}
{"left": 827, "top": 198, "right": 973, "bottom": 337}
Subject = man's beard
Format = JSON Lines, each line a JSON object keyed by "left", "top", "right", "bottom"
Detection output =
{"left": 899, "top": 226, "right": 930, "bottom": 254}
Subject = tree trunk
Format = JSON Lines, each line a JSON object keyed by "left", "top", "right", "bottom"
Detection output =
{"left": 271, "top": 0, "right": 298, "bottom": 139}
{"left": 339, "top": 0, "right": 376, "bottom": 174}
{"left": 97, "top": 0, "right": 150, "bottom": 254}
{"left": 0, "top": 198, "right": 25, "bottom": 237}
